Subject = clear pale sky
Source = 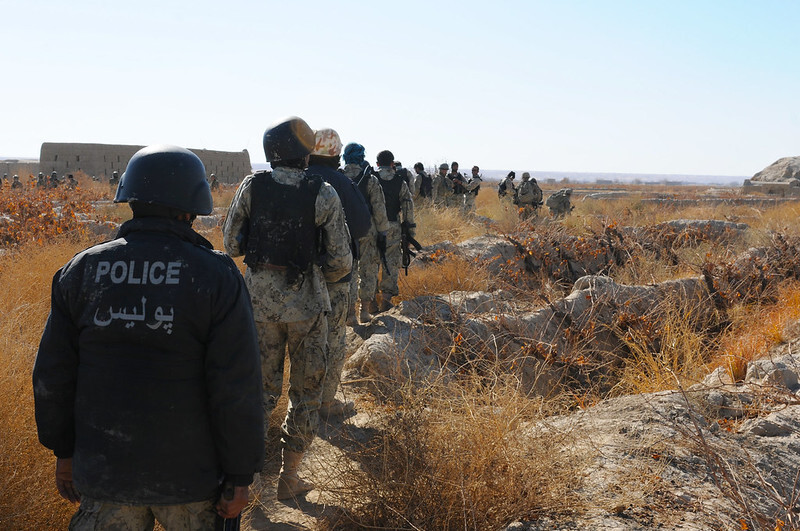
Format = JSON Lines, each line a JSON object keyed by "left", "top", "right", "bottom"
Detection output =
{"left": 2, "top": 0, "right": 798, "bottom": 176}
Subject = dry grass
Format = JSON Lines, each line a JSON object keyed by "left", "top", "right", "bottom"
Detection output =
{"left": 0, "top": 236, "right": 100, "bottom": 529}
{"left": 711, "top": 280, "right": 800, "bottom": 381}
{"left": 6, "top": 180, "right": 800, "bottom": 528}
{"left": 320, "top": 369, "right": 584, "bottom": 530}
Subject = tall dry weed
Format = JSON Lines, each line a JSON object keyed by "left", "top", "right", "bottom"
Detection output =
{"left": 0, "top": 236, "right": 96, "bottom": 529}
{"left": 320, "top": 369, "right": 583, "bottom": 530}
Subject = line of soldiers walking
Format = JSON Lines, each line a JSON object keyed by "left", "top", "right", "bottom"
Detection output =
{"left": 32, "top": 116, "right": 420, "bottom": 529}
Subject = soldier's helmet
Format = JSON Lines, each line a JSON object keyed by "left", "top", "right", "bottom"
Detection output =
{"left": 114, "top": 145, "right": 213, "bottom": 215}
{"left": 312, "top": 128, "right": 343, "bottom": 157}
{"left": 13, "top": 174, "right": 18, "bottom": 180}
{"left": 414, "top": 162, "right": 424, "bottom": 171}
{"left": 472, "top": 166, "right": 479, "bottom": 173}
{"left": 439, "top": 163, "right": 449, "bottom": 171}
{"left": 51, "top": 171, "right": 57, "bottom": 177}
{"left": 507, "top": 171, "right": 515, "bottom": 179}
{"left": 522, "top": 172, "right": 530, "bottom": 181}
{"left": 263, "top": 116, "right": 315, "bottom": 163}
{"left": 113, "top": 170, "right": 119, "bottom": 176}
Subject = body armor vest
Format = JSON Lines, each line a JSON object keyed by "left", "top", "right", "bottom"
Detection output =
{"left": 244, "top": 171, "right": 321, "bottom": 276}
{"left": 378, "top": 173, "right": 404, "bottom": 222}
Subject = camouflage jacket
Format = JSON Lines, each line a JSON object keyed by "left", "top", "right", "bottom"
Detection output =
{"left": 223, "top": 167, "right": 352, "bottom": 322}
{"left": 431, "top": 172, "right": 453, "bottom": 203}
{"left": 517, "top": 180, "right": 542, "bottom": 205}
{"left": 343, "top": 163, "right": 390, "bottom": 234}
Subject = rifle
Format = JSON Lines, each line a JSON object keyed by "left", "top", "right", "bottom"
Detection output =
{"left": 401, "top": 221, "right": 422, "bottom": 276}
{"left": 215, "top": 480, "right": 241, "bottom": 531}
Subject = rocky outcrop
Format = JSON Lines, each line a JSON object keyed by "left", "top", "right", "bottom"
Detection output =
{"left": 751, "top": 156, "right": 800, "bottom": 183}
{"left": 505, "top": 342, "right": 800, "bottom": 530}
{"left": 344, "top": 275, "right": 717, "bottom": 396}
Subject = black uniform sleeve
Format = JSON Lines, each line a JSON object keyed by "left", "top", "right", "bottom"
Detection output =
{"left": 33, "top": 269, "right": 80, "bottom": 458}
{"left": 204, "top": 257, "right": 265, "bottom": 485}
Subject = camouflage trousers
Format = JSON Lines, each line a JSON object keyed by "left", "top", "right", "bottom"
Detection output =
{"left": 464, "top": 193, "right": 477, "bottom": 212}
{"left": 256, "top": 314, "right": 328, "bottom": 453}
{"left": 446, "top": 193, "right": 464, "bottom": 209}
{"left": 69, "top": 497, "right": 216, "bottom": 531}
{"left": 322, "top": 281, "right": 350, "bottom": 404}
{"left": 378, "top": 222, "right": 402, "bottom": 298}
{"left": 352, "top": 226, "right": 380, "bottom": 304}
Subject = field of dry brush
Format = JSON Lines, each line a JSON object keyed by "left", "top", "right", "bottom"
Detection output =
{"left": 3, "top": 177, "right": 800, "bottom": 529}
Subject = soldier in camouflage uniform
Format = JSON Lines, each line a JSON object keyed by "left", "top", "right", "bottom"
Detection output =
{"left": 342, "top": 142, "right": 390, "bottom": 323}
{"left": 431, "top": 162, "right": 452, "bottom": 206}
{"left": 463, "top": 165, "right": 482, "bottom": 213}
{"left": 414, "top": 162, "right": 432, "bottom": 200}
{"left": 516, "top": 172, "right": 543, "bottom": 219}
{"left": 446, "top": 161, "right": 466, "bottom": 209}
{"left": 375, "top": 150, "right": 416, "bottom": 312}
{"left": 546, "top": 188, "right": 574, "bottom": 218}
{"left": 11, "top": 174, "right": 22, "bottom": 189}
{"left": 307, "top": 128, "right": 370, "bottom": 418}
{"left": 498, "top": 171, "right": 516, "bottom": 199}
{"left": 223, "top": 117, "right": 352, "bottom": 500}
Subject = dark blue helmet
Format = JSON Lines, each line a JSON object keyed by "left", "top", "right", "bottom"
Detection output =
{"left": 114, "top": 145, "right": 213, "bottom": 215}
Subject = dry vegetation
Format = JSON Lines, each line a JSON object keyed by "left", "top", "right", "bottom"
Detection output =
{"left": 4, "top": 179, "right": 800, "bottom": 529}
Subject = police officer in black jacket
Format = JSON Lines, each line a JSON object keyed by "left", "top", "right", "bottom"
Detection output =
{"left": 33, "top": 145, "right": 264, "bottom": 530}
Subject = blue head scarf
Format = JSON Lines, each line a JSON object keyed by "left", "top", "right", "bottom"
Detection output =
{"left": 343, "top": 143, "right": 365, "bottom": 165}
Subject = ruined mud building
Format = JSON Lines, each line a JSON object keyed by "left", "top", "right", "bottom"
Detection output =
{"left": 36, "top": 142, "right": 251, "bottom": 184}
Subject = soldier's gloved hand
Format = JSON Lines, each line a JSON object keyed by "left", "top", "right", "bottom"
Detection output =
{"left": 216, "top": 485, "right": 249, "bottom": 519}
{"left": 56, "top": 457, "right": 80, "bottom": 503}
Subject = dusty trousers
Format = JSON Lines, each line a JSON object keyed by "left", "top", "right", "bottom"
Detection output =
{"left": 321, "top": 281, "right": 350, "bottom": 404}
{"left": 255, "top": 314, "right": 328, "bottom": 452}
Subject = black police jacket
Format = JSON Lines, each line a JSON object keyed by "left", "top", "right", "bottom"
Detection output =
{"left": 33, "top": 217, "right": 264, "bottom": 505}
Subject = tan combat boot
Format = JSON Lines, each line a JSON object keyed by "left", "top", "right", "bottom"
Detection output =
{"left": 276, "top": 449, "right": 313, "bottom": 500}
{"left": 362, "top": 298, "right": 379, "bottom": 322}
{"left": 346, "top": 302, "right": 358, "bottom": 327}
{"left": 378, "top": 293, "right": 394, "bottom": 312}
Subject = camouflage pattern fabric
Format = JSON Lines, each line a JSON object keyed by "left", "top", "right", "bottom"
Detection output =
{"left": 375, "top": 167, "right": 415, "bottom": 298}
{"left": 223, "top": 166, "right": 351, "bottom": 452}
{"left": 321, "top": 281, "right": 350, "bottom": 404}
{"left": 223, "top": 167, "right": 352, "bottom": 322}
{"left": 431, "top": 172, "right": 452, "bottom": 206}
{"left": 344, "top": 163, "right": 389, "bottom": 308}
{"left": 256, "top": 314, "right": 328, "bottom": 452}
{"left": 351, "top": 224, "right": 380, "bottom": 304}
{"left": 69, "top": 497, "right": 216, "bottom": 531}
{"left": 445, "top": 175, "right": 464, "bottom": 209}
{"left": 343, "top": 163, "right": 390, "bottom": 235}
{"left": 462, "top": 176, "right": 481, "bottom": 212}
{"left": 499, "top": 176, "right": 516, "bottom": 198}
{"left": 378, "top": 221, "right": 402, "bottom": 297}
{"left": 546, "top": 189, "right": 573, "bottom": 217}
